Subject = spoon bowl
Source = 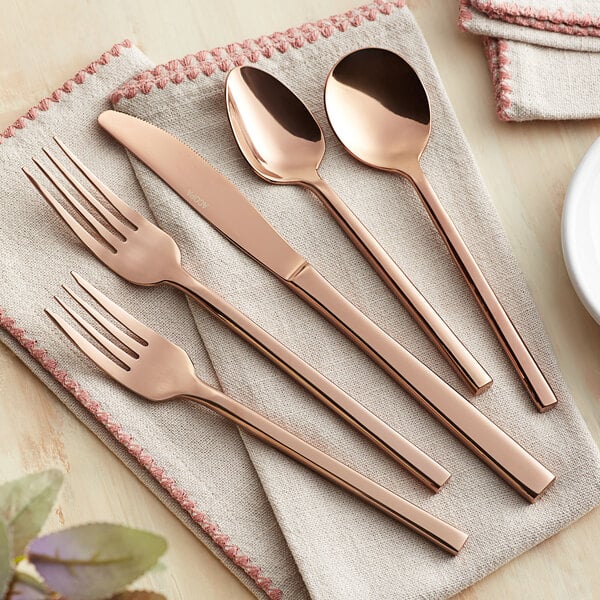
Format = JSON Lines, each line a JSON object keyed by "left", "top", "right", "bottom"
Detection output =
{"left": 226, "top": 66, "right": 324, "bottom": 183}
{"left": 325, "top": 47, "right": 431, "bottom": 172}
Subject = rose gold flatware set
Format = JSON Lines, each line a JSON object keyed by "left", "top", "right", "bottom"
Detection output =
{"left": 96, "top": 109, "right": 554, "bottom": 503}
{"left": 24, "top": 47, "right": 558, "bottom": 555}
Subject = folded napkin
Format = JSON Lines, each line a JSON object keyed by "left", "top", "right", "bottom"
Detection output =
{"left": 459, "top": 0, "right": 600, "bottom": 120}
{"left": 2, "top": 2, "right": 600, "bottom": 599}
{"left": 0, "top": 41, "right": 304, "bottom": 599}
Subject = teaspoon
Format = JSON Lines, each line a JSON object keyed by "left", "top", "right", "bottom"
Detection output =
{"left": 225, "top": 65, "right": 491, "bottom": 396}
{"left": 324, "top": 48, "right": 557, "bottom": 413}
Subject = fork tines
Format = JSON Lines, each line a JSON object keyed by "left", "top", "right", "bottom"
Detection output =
{"left": 23, "top": 138, "right": 140, "bottom": 256}
{"left": 46, "top": 272, "right": 150, "bottom": 380}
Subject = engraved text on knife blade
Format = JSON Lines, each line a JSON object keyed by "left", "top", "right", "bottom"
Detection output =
{"left": 187, "top": 189, "right": 209, "bottom": 210}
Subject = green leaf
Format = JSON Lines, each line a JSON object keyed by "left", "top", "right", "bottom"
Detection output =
{"left": 0, "top": 470, "right": 64, "bottom": 556}
{"left": 0, "top": 519, "right": 12, "bottom": 598}
{"left": 27, "top": 523, "right": 167, "bottom": 600}
{"left": 5, "top": 571, "right": 52, "bottom": 599}
{"left": 108, "top": 592, "right": 166, "bottom": 599}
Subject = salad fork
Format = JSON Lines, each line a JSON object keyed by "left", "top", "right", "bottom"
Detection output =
{"left": 23, "top": 138, "right": 450, "bottom": 492}
{"left": 46, "top": 272, "right": 468, "bottom": 555}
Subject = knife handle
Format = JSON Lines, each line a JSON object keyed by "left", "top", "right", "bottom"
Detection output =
{"left": 187, "top": 383, "right": 468, "bottom": 555}
{"left": 170, "top": 268, "right": 450, "bottom": 491}
{"left": 305, "top": 176, "right": 492, "bottom": 396}
{"left": 285, "top": 263, "right": 555, "bottom": 502}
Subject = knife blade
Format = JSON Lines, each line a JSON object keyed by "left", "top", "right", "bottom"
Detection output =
{"left": 98, "top": 109, "right": 556, "bottom": 502}
{"left": 98, "top": 110, "right": 307, "bottom": 280}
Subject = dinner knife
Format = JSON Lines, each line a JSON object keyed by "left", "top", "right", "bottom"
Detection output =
{"left": 98, "top": 110, "right": 556, "bottom": 502}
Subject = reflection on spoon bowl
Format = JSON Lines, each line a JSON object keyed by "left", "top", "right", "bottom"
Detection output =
{"left": 325, "top": 47, "right": 430, "bottom": 172}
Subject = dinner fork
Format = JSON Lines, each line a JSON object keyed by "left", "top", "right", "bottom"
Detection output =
{"left": 24, "top": 139, "right": 557, "bottom": 503}
{"left": 23, "top": 138, "right": 450, "bottom": 492}
{"left": 46, "top": 273, "right": 468, "bottom": 555}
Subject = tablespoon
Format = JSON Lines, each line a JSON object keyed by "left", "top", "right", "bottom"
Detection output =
{"left": 324, "top": 47, "right": 557, "bottom": 413}
{"left": 225, "top": 65, "right": 491, "bottom": 396}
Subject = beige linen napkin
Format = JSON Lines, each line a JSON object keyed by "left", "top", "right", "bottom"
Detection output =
{"left": 109, "top": 1, "right": 600, "bottom": 599}
{"left": 459, "top": 0, "right": 600, "bottom": 120}
{"left": 0, "top": 41, "right": 307, "bottom": 600}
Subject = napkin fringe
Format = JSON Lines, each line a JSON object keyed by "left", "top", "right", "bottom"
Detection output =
{"left": 459, "top": 0, "right": 600, "bottom": 37}
{"left": 0, "top": 40, "right": 133, "bottom": 144}
{"left": 0, "top": 305, "right": 283, "bottom": 599}
{"left": 110, "top": 0, "right": 406, "bottom": 104}
{"left": 483, "top": 37, "right": 513, "bottom": 121}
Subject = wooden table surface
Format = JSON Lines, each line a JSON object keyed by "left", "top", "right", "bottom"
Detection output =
{"left": 1, "top": 1, "right": 599, "bottom": 598}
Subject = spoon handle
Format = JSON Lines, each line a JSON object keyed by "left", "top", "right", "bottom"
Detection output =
{"left": 186, "top": 383, "right": 468, "bottom": 555}
{"left": 407, "top": 166, "right": 557, "bottom": 413}
{"left": 305, "top": 176, "right": 492, "bottom": 396}
{"left": 169, "top": 267, "right": 450, "bottom": 491}
{"left": 285, "top": 262, "right": 555, "bottom": 501}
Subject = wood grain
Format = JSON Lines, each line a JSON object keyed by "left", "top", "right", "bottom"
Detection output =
{"left": 1, "top": 0, "right": 598, "bottom": 598}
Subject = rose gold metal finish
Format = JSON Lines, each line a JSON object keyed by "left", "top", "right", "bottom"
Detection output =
{"left": 46, "top": 273, "right": 468, "bottom": 555}
{"left": 96, "top": 111, "right": 556, "bottom": 501}
{"left": 324, "top": 47, "right": 558, "bottom": 413}
{"left": 24, "top": 139, "right": 450, "bottom": 492}
{"left": 224, "top": 65, "right": 491, "bottom": 396}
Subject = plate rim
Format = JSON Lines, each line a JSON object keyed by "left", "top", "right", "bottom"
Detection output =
{"left": 562, "top": 136, "right": 600, "bottom": 325}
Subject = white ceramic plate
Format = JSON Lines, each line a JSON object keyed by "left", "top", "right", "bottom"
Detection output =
{"left": 562, "top": 137, "right": 600, "bottom": 325}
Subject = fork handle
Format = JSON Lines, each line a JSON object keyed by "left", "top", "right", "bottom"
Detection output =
{"left": 170, "top": 268, "right": 449, "bottom": 491}
{"left": 285, "top": 263, "right": 555, "bottom": 502}
{"left": 304, "top": 176, "right": 492, "bottom": 396}
{"left": 185, "top": 382, "right": 467, "bottom": 555}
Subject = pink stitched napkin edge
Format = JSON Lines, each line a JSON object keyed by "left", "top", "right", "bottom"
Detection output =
{"left": 109, "top": 0, "right": 405, "bottom": 105}
{"left": 459, "top": 0, "right": 600, "bottom": 37}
